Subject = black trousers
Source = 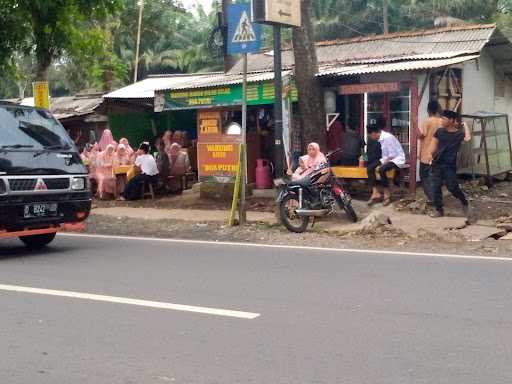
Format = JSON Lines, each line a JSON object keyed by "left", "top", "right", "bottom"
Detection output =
{"left": 122, "top": 174, "right": 158, "bottom": 201}
{"left": 420, "top": 162, "right": 434, "bottom": 202}
{"left": 431, "top": 163, "right": 468, "bottom": 212}
{"left": 379, "top": 162, "right": 400, "bottom": 188}
{"left": 367, "top": 162, "right": 380, "bottom": 188}
{"left": 368, "top": 162, "right": 399, "bottom": 189}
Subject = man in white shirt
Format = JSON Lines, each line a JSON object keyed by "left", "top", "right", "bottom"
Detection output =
{"left": 121, "top": 142, "right": 159, "bottom": 201}
{"left": 367, "top": 125, "right": 406, "bottom": 206}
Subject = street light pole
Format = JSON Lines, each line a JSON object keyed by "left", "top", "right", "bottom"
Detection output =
{"left": 273, "top": 25, "right": 284, "bottom": 178}
{"left": 133, "top": 0, "right": 144, "bottom": 83}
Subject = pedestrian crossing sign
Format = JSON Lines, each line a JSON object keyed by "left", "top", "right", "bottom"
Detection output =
{"left": 227, "top": 3, "right": 262, "bottom": 55}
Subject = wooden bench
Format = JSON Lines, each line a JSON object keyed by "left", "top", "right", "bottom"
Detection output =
{"left": 332, "top": 165, "right": 410, "bottom": 193}
{"left": 332, "top": 166, "right": 398, "bottom": 180}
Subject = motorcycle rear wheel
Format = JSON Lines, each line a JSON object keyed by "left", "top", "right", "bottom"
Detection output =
{"left": 279, "top": 195, "right": 310, "bottom": 233}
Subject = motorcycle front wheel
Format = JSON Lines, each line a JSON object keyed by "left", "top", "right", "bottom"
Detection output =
{"left": 337, "top": 196, "right": 358, "bottom": 223}
{"left": 279, "top": 194, "right": 310, "bottom": 233}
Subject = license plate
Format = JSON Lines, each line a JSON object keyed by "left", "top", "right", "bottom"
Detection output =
{"left": 24, "top": 203, "right": 58, "bottom": 218}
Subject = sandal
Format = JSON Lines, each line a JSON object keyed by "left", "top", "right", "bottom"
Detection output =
{"left": 382, "top": 197, "right": 392, "bottom": 207}
{"left": 367, "top": 197, "right": 382, "bottom": 206}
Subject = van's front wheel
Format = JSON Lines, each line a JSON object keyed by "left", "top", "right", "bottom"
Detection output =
{"left": 19, "top": 233, "right": 57, "bottom": 249}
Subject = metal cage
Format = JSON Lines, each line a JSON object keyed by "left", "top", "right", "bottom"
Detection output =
{"left": 458, "top": 112, "right": 512, "bottom": 180}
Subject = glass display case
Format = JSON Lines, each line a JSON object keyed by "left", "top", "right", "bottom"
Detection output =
{"left": 365, "top": 85, "right": 411, "bottom": 158}
{"left": 458, "top": 112, "right": 512, "bottom": 179}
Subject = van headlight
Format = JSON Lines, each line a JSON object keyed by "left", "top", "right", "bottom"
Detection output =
{"left": 0, "top": 179, "right": 6, "bottom": 195}
{"left": 71, "top": 177, "right": 86, "bottom": 191}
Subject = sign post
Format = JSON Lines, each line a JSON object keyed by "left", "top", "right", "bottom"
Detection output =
{"left": 252, "top": 0, "right": 301, "bottom": 178}
{"left": 227, "top": 3, "right": 261, "bottom": 225}
{"left": 33, "top": 82, "right": 50, "bottom": 109}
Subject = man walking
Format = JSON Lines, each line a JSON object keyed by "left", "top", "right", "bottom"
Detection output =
{"left": 428, "top": 110, "right": 472, "bottom": 218}
{"left": 419, "top": 100, "right": 442, "bottom": 202}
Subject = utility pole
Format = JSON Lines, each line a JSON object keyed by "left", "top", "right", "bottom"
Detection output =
{"left": 383, "top": 0, "right": 389, "bottom": 34}
{"left": 222, "top": 0, "right": 237, "bottom": 73}
{"left": 273, "top": 26, "right": 285, "bottom": 178}
{"left": 133, "top": 0, "right": 144, "bottom": 83}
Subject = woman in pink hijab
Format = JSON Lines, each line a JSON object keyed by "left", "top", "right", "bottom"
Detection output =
{"left": 97, "top": 129, "right": 117, "bottom": 152}
{"left": 94, "top": 144, "right": 116, "bottom": 199}
{"left": 291, "top": 142, "right": 327, "bottom": 181}
{"left": 119, "top": 138, "right": 134, "bottom": 158}
{"left": 114, "top": 144, "right": 133, "bottom": 166}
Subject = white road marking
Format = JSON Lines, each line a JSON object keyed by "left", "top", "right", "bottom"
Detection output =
{"left": 0, "top": 284, "right": 260, "bottom": 320}
{"left": 61, "top": 233, "right": 511, "bottom": 262}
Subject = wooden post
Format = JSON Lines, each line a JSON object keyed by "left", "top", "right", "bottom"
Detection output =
{"left": 410, "top": 75, "right": 419, "bottom": 195}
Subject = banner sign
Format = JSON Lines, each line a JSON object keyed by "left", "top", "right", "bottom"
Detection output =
{"left": 228, "top": 3, "right": 262, "bottom": 55}
{"left": 339, "top": 82, "right": 401, "bottom": 95}
{"left": 252, "top": 0, "right": 301, "bottom": 27}
{"left": 197, "top": 143, "right": 241, "bottom": 183}
{"left": 165, "top": 81, "right": 298, "bottom": 110}
{"left": 198, "top": 111, "right": 222, "bottom": 138}
{"left": 33, "top": 82, "right": 50, "bottom": 109}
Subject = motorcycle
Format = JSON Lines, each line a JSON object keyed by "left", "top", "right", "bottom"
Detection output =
{"left": 276, "top": 148, "right": 358, "bottom": 233}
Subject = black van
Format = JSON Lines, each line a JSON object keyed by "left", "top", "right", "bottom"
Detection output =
{"left": 0, "top": 102, "right": 92, "bottom": 247}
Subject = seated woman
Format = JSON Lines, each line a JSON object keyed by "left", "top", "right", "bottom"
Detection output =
{"left": 113, "top": 144, "right": 133, "bottom": 166}
{"left": 119, "top": 138, "right": 135, "bottom": 160}
{"left": 121, "top": 143, "right": 159, "bottom": 201}
{"left": 168, "top": 143, "right": 191, "bottom": 193}
{"left": 290, "top": 142, "right": 327, "bottom": 181}
{"left": 94, "top": 144, "right": 116, "bottom": 200}
{"left": 155, "top": 138, "right": 170, "bottom": 192}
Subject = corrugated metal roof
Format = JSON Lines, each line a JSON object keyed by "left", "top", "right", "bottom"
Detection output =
{"left": 15, "top": 94, "right": 104, "bottom": 120}
{"left": 103, "top": 74, "right": 214, "bottom": 99}
{"left": 160, "top": 71, "right": 292, "bottom": 91}
{"left": 318, "top": 54, "right": 480, "bottom": 77}
{"left": 229, "top": 24, "right": 496, "bottom": 74}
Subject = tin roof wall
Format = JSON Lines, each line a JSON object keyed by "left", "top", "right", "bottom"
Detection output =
{"left": 229, "top": 24, "right": 497, "bottom": 74}
{"left": 103, "top": 74, "right": 217, "bottom": 99}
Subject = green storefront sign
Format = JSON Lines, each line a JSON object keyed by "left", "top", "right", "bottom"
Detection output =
{"left": 165, "top": 81, "right": 298, "bottom": 110}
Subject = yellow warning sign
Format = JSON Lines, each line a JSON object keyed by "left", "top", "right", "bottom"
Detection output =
{"left": 33, "top": 82, "right": 50, "bottom": 109}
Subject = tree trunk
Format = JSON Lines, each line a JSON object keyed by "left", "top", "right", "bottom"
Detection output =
{"left": 292, "top": 0, "right": 326, "bottom": 150}
{"left": 35, "top": 63, "right": 50, "bottom": 82}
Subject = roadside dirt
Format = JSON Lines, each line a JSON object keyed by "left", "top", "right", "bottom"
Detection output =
{"left": 84, "top": 213, "right": 512, "bottom": 257}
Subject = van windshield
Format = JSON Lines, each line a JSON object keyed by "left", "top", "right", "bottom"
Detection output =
{"left": 0, "top": 105, "right": 74, "bottom": 150}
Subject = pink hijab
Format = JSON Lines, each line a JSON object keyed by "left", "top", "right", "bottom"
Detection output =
{"left": 119, "top": 138, "right": 134, "bottom": 156}
{"left": 94, "top": 144, "right": 116, "bottom": 198}
{"left": 114, "top": 144, "right": 132, "bottom": 166}
{"left": 292, "top": 143, "right": 327, "bottom": 180}
{"left": 304, "top": 142, "right": 327, "bottom": 168}
{"left": 98, "top": 129, "right": 117, "bottom": 151}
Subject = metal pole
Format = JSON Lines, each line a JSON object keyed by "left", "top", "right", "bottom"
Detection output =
{"left": 240, "top": 53, "right": 248, "bottom": 225}
{"left": 273, "top": 25, "right": 284, "bottom": 178}
{"left": 133, "top": 0, "right": 144, "bottom": 83}
{"left": 383, "top": 0, "right": 389, "bottom": 34}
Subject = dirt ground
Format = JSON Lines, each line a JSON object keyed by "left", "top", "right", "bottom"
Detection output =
{"left": 85, "top": 179, "right": 512, "bottom": 257}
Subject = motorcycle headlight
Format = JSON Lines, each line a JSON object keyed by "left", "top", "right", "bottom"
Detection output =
{"left": 0, "top": 179, "right": 6, "bottom": 195}
{"left": 71, "top": 177, "right": 86, "bottom": 191}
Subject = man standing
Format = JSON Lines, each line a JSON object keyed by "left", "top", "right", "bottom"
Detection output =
{"left": 367, "top": 124, "right": 406, "bottom": 206}
{"left": 428, "top": 110, "right": 472, "bottom": 218}
{"left": 419, "top": 100, "right": 442, "bottom": 202}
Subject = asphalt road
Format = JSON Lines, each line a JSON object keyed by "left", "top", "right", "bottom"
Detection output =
{"left": 0, "top": 235, "right": 511, "bottom": 384}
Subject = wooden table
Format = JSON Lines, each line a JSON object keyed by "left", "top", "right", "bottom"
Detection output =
{"left": 113, "top": 165, "right": 135, "bottom": 198}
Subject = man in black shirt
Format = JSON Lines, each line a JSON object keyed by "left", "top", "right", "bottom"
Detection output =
{"left": 428, "top": 110, "right": 472, "bottom": 218}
